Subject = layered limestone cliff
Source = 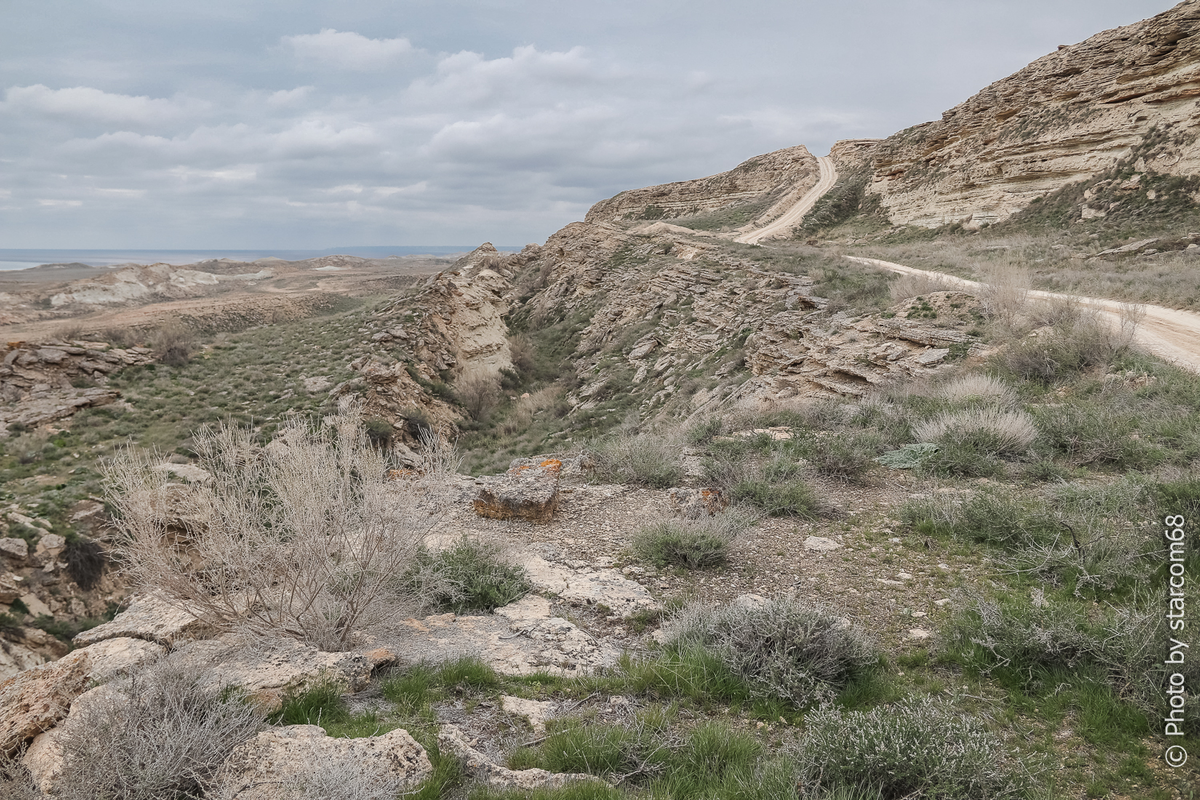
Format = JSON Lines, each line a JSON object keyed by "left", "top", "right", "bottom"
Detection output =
{"left": 584, "top": 145, "right": 820, "bottom": 230}
{"left": 856, "top": 0, "right": 1200, "bottom": 228}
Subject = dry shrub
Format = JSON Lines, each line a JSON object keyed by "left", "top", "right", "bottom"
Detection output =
{"left": 1000, "top": 307, "right": 1129, "bottom": 384}
{"left": 456, "top": 369, "right": 501, "bottom": 421}
{"left": 52, "top": 659, "right": 264, "bottom": 800}
{"left": 889, "top": 271, "right": 956, "bottom": 302}
{"left": 913, "top": 408, "right": 1037, "bottom": 455}
{"left": 979, "top": 259, "right": 1030, "bottom": 326}
{"left": 938, "top": 374, "right": 1016, "bottom": 408}
{"left": 499, "top": 386, "right": 565, "bottom": 436}
{"left": 591, "top": 429, "right": 685, "bottom": 489}
{"left": 149, "top": 321, "right": 198, "bottom": 366}
{"left": 106, "top": 399, "right": 452, "bottom": 651}
{"left": 508, "top": 334, "right": 536, "bottom": 377}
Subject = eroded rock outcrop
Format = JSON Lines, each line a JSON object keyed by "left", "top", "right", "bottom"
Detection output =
{"left": 0, "top": 340, "right": 154, "bottom": 433}
{"left": 854, "top": 1, "right": 1200, "bottom": 228}
{"left": 473, "top": 459, "right": 562, "bottom": 523}
{"left": 585, "top": 145, "right": 820, "bottom": 231}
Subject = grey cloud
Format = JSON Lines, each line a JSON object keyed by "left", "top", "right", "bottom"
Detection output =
{"left": 283, "top": 29, "right": 416, "bottom": 71}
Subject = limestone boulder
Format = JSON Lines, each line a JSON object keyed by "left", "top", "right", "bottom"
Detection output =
{"left": 74, "top": 593, "right": 214, "bottom": 648}
{"left": 0, "top": 537, "right": 29, "bottom": 561}
{"left": 0, "top": 637, "right": 162, "bottom": 755}
{"left": 523, "top": 555, "right": 658, "bottom": 618}
{"left": 167, "top": 634, "right": 377, "bottom": 713}
{"left": 214, "top": 725, "right": 431, "bottom": 800}
{"left": 473, "top": 459, "right": 561, "bottom": 523}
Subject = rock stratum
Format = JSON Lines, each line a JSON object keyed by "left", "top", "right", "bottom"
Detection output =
{"left": 848, "top": 0, "right": 1200, "bottom": 228}
{"left": 584, "top": 145, "right": 820, "bottom": 231}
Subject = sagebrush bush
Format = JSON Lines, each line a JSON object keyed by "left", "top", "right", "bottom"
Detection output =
{"left": 405, "top": 536, "right": 530, "bottom": 613}
{"left": 998, "top": 311, "right": 1127, "bottom": 384}
{"left": 732, "top": 478, "right": 819, "bottom": 518}
{"left": 938, "top": 374, "right": 1016, "bottom": 408}
{"left": 805, "top": 431, "right": 881, "bottom": 483}
{"left": 662, "top": 598, "right": 876, "bottom": 707}
{"left": 941, "top": 594, "right": 1188, "bottom": 715}
{"left": 52, "top": 659, "right": 264, "bottom": 800}
{"left": 632, "top": 509, "right": 756, "bottom": 569}
{"left": 107, "top": 399, "right": 452, "bottom": 651}
{"left": 590, "top": 431, "right": 684, "bottom": 488}
{"left": 797, "top": 697, "right": 1030, "bottom": 800}
{"left": 913, "top": 408, "right": 1036, "bottom": 455}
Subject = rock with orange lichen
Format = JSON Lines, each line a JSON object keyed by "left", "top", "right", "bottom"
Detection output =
{"left": 472, "top": 460, "right": 562, "bottom": 523}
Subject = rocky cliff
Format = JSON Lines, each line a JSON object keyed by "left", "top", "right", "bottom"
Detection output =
{"left": 584, "top": 145, "right": 820, "bottom": 232}
{"left": 855, "top": 0, "right": 1200, "bottom": 228}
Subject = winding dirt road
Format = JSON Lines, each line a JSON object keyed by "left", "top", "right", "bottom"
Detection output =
{"left": 734, "top": 156, "right": 838, "bottom": 245}
{"left": 846, "top": 256, "right": 1200, "bottom": 374}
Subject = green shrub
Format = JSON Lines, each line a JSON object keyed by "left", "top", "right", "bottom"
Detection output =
{"left": 732, "top": 479, "right": 819, "bottom": 518}
{"left": 632, "top": 510, "right": 755, "bottom": 570}
{"left": 903, "top": 489, "right": 1057, "bottom": 548}
{"left": 1031, "top": 402, "right": 1158, "bottom": 468}
{"left": 805, "top": 432, "right": 881, "bottom": 483}
{"left": 405, "top": 536, "right": 530, "bottom": 614}
{"left": 661, "top": 598, "right": 876, "bottom": 707}
{"left": 998, "top": 312, "right": 1126, "bottom": 385}
{"left": 590, "top": 432, "right": 684, "bottom": 489}
{"left": 363, "top": 416, "right": 394, "bottom": 450}
{"left": 797, "top": 697, "right": 1031, "bottom": 800}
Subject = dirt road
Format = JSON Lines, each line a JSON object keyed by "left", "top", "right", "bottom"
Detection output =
{"left": 846, "top": 256, "right": 1200, "bottom": 374}
{"left": 734, "top": 156, "right": 838, "bottom": 245}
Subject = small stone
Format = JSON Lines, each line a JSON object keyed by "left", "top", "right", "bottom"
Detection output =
{"left": 803, "top": 536, "right": 842, "bottom": 552}
{"left": 896, "top": 572, "right": 913, "bottom": 580}
{"left": 0, "top": 538, "right": 29, "bottom": 560}
{"left": 911, "top": 611, "right": 927, "bottom": 618}
{"left": 907, "top": 628, "right": 932, "bottom": 640}
{"left": 934, "top": 598, "right": 951, "bottom": 607}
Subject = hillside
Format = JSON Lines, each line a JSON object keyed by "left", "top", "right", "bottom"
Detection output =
{"left": 2, "top": 4, "right": 1199, "bottom": 799}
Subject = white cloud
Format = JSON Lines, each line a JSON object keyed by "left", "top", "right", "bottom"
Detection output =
{"left": 283, "top": 29, "right": 413, "bottom": 71}
{"left": 4, "top": 85, "right": 206, "bottom": 126}
{"left": 267, "top": 86, "right": 313, "bottom": 107}
{"left": 37, "top": 199, "right": 82, "bottom": 207}
{"left": 406, "top": 45, "right": 599, "bottom": 109}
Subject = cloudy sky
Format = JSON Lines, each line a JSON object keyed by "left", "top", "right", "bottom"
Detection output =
{"left": 0, "top": 0, "right": 1175, "bottom": 249}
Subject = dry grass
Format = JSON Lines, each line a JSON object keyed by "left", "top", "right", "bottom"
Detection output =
{"left": 913, "top": 408, "right": 1037, "bottom": 455}
{"left": 937, "top": 374, "right": 1017, "bottom": 408}
{"left": 889, "top": 271, "right": 958, "bottom": 302}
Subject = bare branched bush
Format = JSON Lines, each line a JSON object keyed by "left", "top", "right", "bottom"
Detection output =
{"left": 913, "top": 408, "right": 1037, "bottom": 455}
{"left": 889, "top": 272, "right": 956, "bottom": 302}
{"left": 53, "top": 659, "right": 264, "bottom": 800}
{"left": 508, "top": 333, "right": 536, "bottom": 377}
{"left": 149, "top": 320, "right": 199, "bottom": 367}
{"left": 499, "top": 386, "right": 565, "bottom": 436}
{"left": 979, "top": 259, "right": 1030, "bottom": 328}
{"left": 106, "top": 400, "right": 451, "bottom": 651}
{"left": 456, "top": 369, "right": 501, "bottom": 421}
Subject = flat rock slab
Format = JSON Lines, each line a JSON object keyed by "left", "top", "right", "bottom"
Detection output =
{"left": 167, "top": 634, "right": 375, "bottom": 712}
{"left": 74, "top": 593, "right": 214, "bottom": 648}
{"left": 216, "top": 725, "right": 432, "bottom": 800}
{"left": 500, "top": 695, "right": 557, "bottom": 733}
{"left": 523, "top": 555, "right": 658, "bottom": 618}
{"left": 0, "top": 637, "right": 163, "bottom": 755}
{"left": 473, "top": 459, "right": 561, "bottom": 523}
{"left": 439, "top": 723, "right": 601, "bottom": 791}
{"left": 400, "top": 596, "right": 620, "bottom": 677}
{"left": 803, "top": 536, "right": 842, "bottom": 552}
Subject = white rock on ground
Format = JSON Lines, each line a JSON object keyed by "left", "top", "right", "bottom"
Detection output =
{"left": 214, "top": 725, "right": 432, "bottom": 800}
{"left": 166, "top": 634, "right": 377, "bottom": 713}
{"left": 523, "top": 555, "right": 658, "bottom": 618}
{"left": 74, "top": 593, "right": 214, "bottom": 648}
{"left": 400, "top": 595, "right": 620, "bottom": 678}
{"left": 438, "top": 723, "right": 603, "bottom": 791}
{"left": 500, "top": 695, "right": 557, "bottom": 733}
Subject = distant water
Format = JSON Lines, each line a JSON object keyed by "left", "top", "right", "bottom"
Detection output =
{"left": 0, "top": 246, "right": 516, "bottom": 272}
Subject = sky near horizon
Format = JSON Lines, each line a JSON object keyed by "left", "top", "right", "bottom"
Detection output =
{"left": 0, "top": 0, "right": 1177, "bottom": 250}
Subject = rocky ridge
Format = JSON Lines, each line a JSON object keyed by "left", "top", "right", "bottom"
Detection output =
{"left": 849, "top": 0, "right": 1200, "bottom": 228}
{"left": 0, "top": 340, "right": 154, "bottom": 434}
{"left": 584, "top": 145, "right": 820, "bottom": 230}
